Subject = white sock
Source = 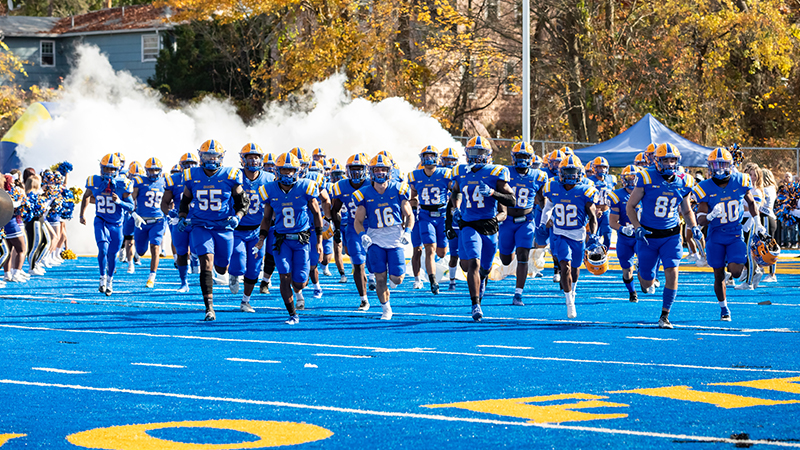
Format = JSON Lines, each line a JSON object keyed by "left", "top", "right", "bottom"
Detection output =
{"left": 389, "top": 279, "right": 398, "bottom": 289}
{"left": 415, "top": 275, "right": 421, "bottom": 283}
{"left": 719, "top": 300, "right": 728, "bottom": 309}
{"left": 361, "top": 295, "right": 368, "bottom": 303}
{"left": 314, "top": 283, "right": 321, "bottom": 290}
{"left": 368, "top": 274, "right": 375, "bottom": 282}
{"left": 295, "top": 289, "right": 304, "bottom": 301}
{"left": 515, "top": 288, "right": 523, "bottom": 295}
{"left": 100, "top": 275, "right": 107, "bottom": 285}
{"left": 449, "top": 265, "right": 457, "bottom": 280}
{"left": 564, "top": 290, "right": 571, "bottom": 302}
{"left": 242, "top": 294, "right": 251, "bottom": 303}
{"left": 148, "top": 272, "right": 156, "bottom": 282}
{"left": 571, "top": 281, "right": 577, "bottom": 292}
{"left": 107, "top": 277, "right": 113, "bottom": 286}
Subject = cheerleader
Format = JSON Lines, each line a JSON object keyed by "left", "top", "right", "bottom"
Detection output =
{"left": 2, "top": 174, "right": 28, "bottom": 283}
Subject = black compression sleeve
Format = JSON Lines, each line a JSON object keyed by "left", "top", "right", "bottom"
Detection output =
{"left": 179, "top": 192, "right": 191, "bottom": 216}
{"left": 492, "top": 191, "right": 516, "bottom": 207}
{"left": 232, "top": 190, "right": 249, "bottom": 216}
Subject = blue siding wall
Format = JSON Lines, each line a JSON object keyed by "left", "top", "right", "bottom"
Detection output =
{"left": 2, "top": 38, "right": 68, "bottom": 89}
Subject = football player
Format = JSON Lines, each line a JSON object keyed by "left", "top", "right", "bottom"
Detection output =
{"left": 123, "top": 161, "right": 145, "bottom": 272}
{"left": 353, "top": 154, "right": 414, "bottom": 320}
{"left": 440, "top": 148, "right": 461, "bottom": 290}
{"left": 587, "top": 157, "right": 617, "bottom": 249}
{"left": 626, "top": 143, "right": 700, "bottom": 329}
{"left": 538, "top": 155, "right": 599, "bottom": 318}
{"left": 161, "top": 152, "right": 199, "bottom": 292}
{"left": 447, "top": 137, "right": 515, "bottom": 321}
{"left": 229, "top": 143, "right": 275, "bottom": 312}
{"left": 256, "top": 153, "right": 322, "bottom": 324}
{"left": 693, "top": 148, "right": 760, "bottom": 321}
{"left": 131, "top": 157, "right": 167, "bottom": 288}
{"left": 331, "top": 153, "right": 371, "bottom": 310}
{"left": 608, "top": 165, "right": 641, "bottom": 303}
{"left": 178, "top": 140, "right": 250, "bottom": 321}
{"left": 408, "top": 146, "right": 452, "bottom": 294}
{"left": 328, "top": 163, "right": 348, "bottom": 282}
{"left": 498, "top": 142, "right": 547, "bottom": 306}
{"left": 79, "top": 153, "right": 134, "bottom": 296}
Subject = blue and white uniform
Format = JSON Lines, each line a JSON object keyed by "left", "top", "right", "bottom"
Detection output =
{"left": 165, "top": 171, "right": 190, "bottom": 256}
{"left": 183, "top": 166, "right": 243, "bottom": 268}
{"left": 132, "top": 175, "right": 167, "bottom": 255}
{"left": 543, "top": 179, "right": 598, "bottom": 266}
{"left": 608, "top": 187, "right": 636, "bottom": 269}
{"left": 230, "top": 170, "right": 275, "bottom": 282}
{"left": 86, "top": 174, "right": 134, "bottom": 277}
{"left": 332, "top": 179, "right": 368, "bottom": 265}
{"left": 264, "top": 178, "right": 319, "bottom": 284}
{"left": 353, "top": 181, "right": 410, "bottom": 277}
{"left": 587, "top": 173, "right": 617, "bottom": 249}
{"left": 499, "top": 167, "right": 547, "bottom": 256}
{"left": 452, "top": 164, "right": 510, "bottom": 270}
{"left": 692, "top": 172, "right": 752, "bottom": 268}
{"left": 408, "top": 167, "right": 452, "bottom": 249}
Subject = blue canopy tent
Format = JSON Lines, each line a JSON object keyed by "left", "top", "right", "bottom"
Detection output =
{"left": 572, "top": 113, "right": 714, "bottom": 167}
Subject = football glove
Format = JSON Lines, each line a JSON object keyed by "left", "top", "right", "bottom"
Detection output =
{"left": 620, "top": 224, "right": 635, "bottom": 237}
{"left": 225, "top": 215, "right": 240, "bottom": 230}
{"left": 635, "top": 226, "right": 651, "bottom": 245}
{"left": 177, "top": 217, "right": 191, "bottom": 232}
{"left": 477, "top": 181, "right": 494, "bottom": 197}
{"left": 691, "top": 226, "right": 703, "bottom": 242}
{"left": 707, "top": 202, "right": 726, "bottom": 221}
{"left": 131, "top": 212, "right": 145, "bottom": 229}
{"left": 360, "top": 233, "right": 373, "bottom": 249}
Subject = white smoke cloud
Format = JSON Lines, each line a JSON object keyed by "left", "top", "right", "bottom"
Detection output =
{"left": 18, "top": 44, "right": 462, "bottom": 255}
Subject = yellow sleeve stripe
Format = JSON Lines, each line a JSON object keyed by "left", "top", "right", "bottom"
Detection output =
{"left": 134, "top": 176, "right": 142, "bottom": 185}
{"left": 408, "top": 171, "right": 415, "bottom": 182}
{"left": 445, "top": 169, "right": 452, "bottom": 179}
{"left": 693, "top": 185, "right": 706, "bottom": 199}
{"left": 400, "top": 184, "right": 409, "bottom": 196}
{"left": 453, "top": 165, "right": 460, "bottom": 176}
{"left": 353, "top": 190, "right": 364, "bottom": 202}
{"left": 87, "top": 176, "right": 94, "bottom": 187}
{"left": 332, "top": 183, "right": 340, "bottom": 196}
{"left": 607, "top": 191, "right": 620, "bottom": 204}
{"left": 258, "top": 185, "right": 268, "bottom": 201}
{"left": 742, "top": 173, "right": 752, "bottom": 188}
{"left": 165, "top": 175, "right": 174, "bottom": 187}
{"left": 183, "top": 169, "right": 192, "bottom": 181}
{"left": 543, "top": 180, "right": 551, "bottom": 194}
{"left": 306, "top": 182, "right": 316, "bottom": 195}
{"left": 585, "top": 187, "right": 598, "bottom": 198}
{"left": 641, "top": 171, "right": 652, "bottom": 184}
{"left": 228, "top": 168, "right": 239, "bottom": 180}
{"left": 491, "top": 166, "right": 503, "bottom": 176}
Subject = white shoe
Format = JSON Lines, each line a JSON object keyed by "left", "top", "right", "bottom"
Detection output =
{"left": 339, "top": 274, "right": 348, "bottom": 283}
{"left": 566, "top": 297, "right": 577, "bottom": 319}
{"left": 177, "top": 283, "right": 190, "bottom": 293}
{"left": 738, "top": 268, "right": 748, "bottom": 283}
{"left": 734, "top": 282, "right": 753, "bottom": 290}
{"left": 31, "top": 266, "right": 45, "bottom": 276}
{"left": 658, "top": 316, "right": 673, "bottom": 329}
{"left": 358, "top": 300, "right": 370, "bottom": 311}
{"left": 229, "top": 276, "right": 240, "bottom": 294}
{"left": 12, "top": 273, "right": 28, "bottom": 283}
{"left": 322, "top": 266, "right": 332, "bottom": 276}
{"left": 285, "top": 314, "right": 299, "bottom": 325}
{"left": 752, "top": 269, "right": 763, "bottom": 289}
{"left": 724, "top": 272, "right": 734, "bottom": 286}
{"left": 213, "top": 272, "right": 229, "bottom": 286}
{"left": 127, "top": 264, "right": 135, "bottom": 274}
{"left": 553, "top": 273, "right": 561, "bottom": 283}
{"left": 412, "top": 279, "right": 423, "bottom": 289}
{"left": 762, "top": 274, "right": 777, "bottom": 283}
{"left": 3, "top": 273, "right": 12, "bottom": 282}
{"left": 240, "top": 301, "right": 255, "bottom": 313}
{"left": 380, "top": 302, "right": 393, "bottom": 320}
{"left": 653, "top": 278, "right": 660, "bottom": 288}
{"left": 646, "top": 285, "right": 656, "bottom": 295}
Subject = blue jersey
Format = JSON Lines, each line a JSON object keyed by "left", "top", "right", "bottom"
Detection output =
{"left": 544, "top": 167, "right": 559, "bottom": 180}
{"left": 240, "top": 170, "right": 275, "bottom": 227}
{"left": 133, "top": 176, "right": 166, "bottom": 218}
{"left": 608, "top": 187, "right": 634, "bottom": 227}
{"left": 86, "top": 175, "right": 134, "bottom": 225}
{"left": 588, "top": 174, "right": 617, "bottom": 192}
{"left": 353, "top": 181, "right": 410, "bottom": 230}
{"left": 507, "top": 167, "right": 547, "bottom": 209}
{"left": 408, "top": 167, "right": 452, "bottom": 207}
{"left": 183, "top": 166, "right": 243, "bottom": 226}
{"left": 635, "top": 168, "right": 694, "bottom": 230}
{"left": 692, "top": 172, "right": 752, "bottom": 235}
{"left": 332, "top": 179, "right": 367, "bottom": 227}
{"left": 264, "top": 179, "right": 319, "bottom": 234}
{"left": 543, "top": 179, "right": 598, "bottom": 231}
{"left": 452, "top": 164, "right": 511, "bottom": 222}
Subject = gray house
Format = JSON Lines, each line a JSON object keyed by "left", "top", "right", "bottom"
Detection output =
{"left": 0, "top": 5, "right": 175, "bottom": 89}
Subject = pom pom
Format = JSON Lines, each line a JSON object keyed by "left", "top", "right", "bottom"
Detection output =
{"left": 57, "top": 161, "right": 73, "bottom": 175}
{"left": 69, "top": 187, "right": 83, "bottom": 203}
{"left": 60, "top": 249, "right": 77, "bottom": 260}
{"left": 776, "top": 181, "right": 800, "bottom": 226}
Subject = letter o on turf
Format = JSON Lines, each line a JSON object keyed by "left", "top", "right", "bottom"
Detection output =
{"left": 66, "top": 419, "right": 333, "bottom": 449}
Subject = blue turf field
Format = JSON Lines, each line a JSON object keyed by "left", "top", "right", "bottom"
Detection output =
{"left": 1, "top": 254, "right": 800, "bottom": 449}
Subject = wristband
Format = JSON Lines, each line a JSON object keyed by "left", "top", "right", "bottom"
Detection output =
{"left": 358, "top": 231, "right": 366, "bottom": 239}
{"left": 404, "top": 227, "right": 412, "bottom": 234}
{"left": 315, "top": 226, "right": 323, "bottom": 235}
{"left": 259, "top": 228, "right": 269, "bottom": 238}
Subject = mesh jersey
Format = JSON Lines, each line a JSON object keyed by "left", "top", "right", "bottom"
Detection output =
{"left": 635, "top": 167, "right": 694, "bottom": 230}
{"left": 183, "top": 166, "right": 243, "bottom": 225}
{"left": 133, "top": 176, "right": 166, "bottom": 218}
{"left": 544, "top": 167, "right": 559, "bottom": 180}
{"left": 451, "top": 164, "right": 511, "bottom": 222}
{"left": 608, "top": 187, "right": 634, "bottom": 227}
{"left": 86, "top": 175, "right": 133, "bottom": 225}
{"left": 240, "top": 171, "right": 275, "bottom": 227}
{"left": 353, "top": 181, "right": 410, "bottom": 230}
{"left": 507, "top": 167, "right": 547, "bottom": 209}
{"left": 332, "top": 179, "right": 367, "bottom": 227}
{"left": 263, "top": 178, "right": 319, "bottom": 234}
{"left": 408, "top": 167, "right": 452, "bottom": 207}
{"left": 543, "top": 179, "right": 598, "bottom": 231}
{"left": 588, "top": 174, "right": 617, "bottom": 207}
{"left": 692, "top": 172, "right": 752, "bottom": 235}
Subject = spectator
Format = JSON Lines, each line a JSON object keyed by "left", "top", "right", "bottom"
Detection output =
{"left": 780, "top": 172, "right": 798, "bottom": 249}
{"left": 761, "top": 168, "right": 778, "bottom": 282}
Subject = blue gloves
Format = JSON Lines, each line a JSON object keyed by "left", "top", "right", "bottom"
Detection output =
{"left": 225, "top": 215, "right": 240, "bottom": 230}
{"left": 477, "top": 182, "right": 494, "bottom": 197}
{"left": 692, "top": 226, "right": 703, "bottom": 242}
{"left": 635, "top": 226, "right": 651, "bottom": 245}
{"left": 587, "top": 234, "right": 601, "bottom": 248}
{"left": 177, "top": 217, "right": 191, "bottom": 232}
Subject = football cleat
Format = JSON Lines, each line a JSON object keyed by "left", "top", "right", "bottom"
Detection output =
{"left": 512, "top": 293, "right": 524, "bottom": 306}
{"left": 127, "top": 264, "right": 135, "bottom": 274}
{"left": 471, "top": 304, "right": 483, "bottom": 322}
{"left": 177, "top": 283, "right": 190, "bottom": 293}
{"left": 762, "top": 274, "right": 777, "bottom": 283}
{"left": 553, "top": 273, "right": 561, "bottom": 283}
{"left": 296, "top": 299, "right": 305, "bottom": 310}
{"left": 430, "top": 282, "right": 439, "bottom": 295}
{"left": 449, "top": 280, "right": 456, "bottom": 291}
{"left": 646, "top": 285, "right": 656, "bottom": 295}
{"left": 724, "top": 272, "right": 734, "bottom": 286}
{"left": 105, "top": 281, "right": 113, "bottom": 296}
{"left": 339, "top": 274, "right": 348, "bottom": 283}
{"left": 99, "top": 282, "right": 106, "bottom": 294}
{"left": 566, "top": 298, "right": 577, "bottom": 319}
{"left": 204, "top": 309, "right": 216, "bottom": 321}
{"left": 734, "top": 282, "right": 753, "bottom": 291}
{"left": 285, "top": 314, "right": 299, "bottom": 325}
{"left": 358, "top": 300, "right": 370, "bottom": 311}
{"left": 313, "top": 286, "right": 322, "bottom": 299}
{"left": 213, "top": 271, "right": 229, "bottom": 286}
{"left": 658, "top": 316, "right": 673, "bottom": 329}
{"left": 240, "top": 301, "right": 255, "bottom": 313}
{"left": 380, "top": 302, "right": 393, "bottom": 320}
{"left": 322, "top": 266, "right": 332, "bottom": 277}
{"left": 653, "top": 278, "right": 660, "bottom": 288}
{"left": 229, "top": 276, "right": 239, "bottom": 294}
{"left": 629, "top": 292, "right": 638, "bottom": 303}
{"left": 368, "top": 278, "right": 376, "bottom": 291}
{"left": 146, "top": 279, "right": 154, "bottom": 289}
{"left": 721, "top": 313, "right": 732, "bottom": 322}
{"left": 259, "top": 280, "right": 269, "bottom": 294}
{"left": 413, "top": 279, "right": 423, "bottom": 289}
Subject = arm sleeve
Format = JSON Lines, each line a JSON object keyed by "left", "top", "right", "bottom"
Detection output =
{"left": 232, "top": 189, "right": 249, "bottom": 216}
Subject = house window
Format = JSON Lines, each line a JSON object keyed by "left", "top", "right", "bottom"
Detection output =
{"left": 142, "top": 34, "right": 160, "bottom": 62}
{"left": 504, "top": 61, "right": 518, "bottom": 95}
{"left": 486, "top": 0, "right": 498, "bottom": 21}
{"left": 40, "top": 40, "right": 55, "bottom": 67}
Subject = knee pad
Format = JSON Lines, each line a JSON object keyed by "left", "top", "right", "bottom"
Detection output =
{"left": 200, "top": 270, "right": 213, "bottom": 297}
{"left": 516, "top": 252, "right": 529, "bottom": 263}
{"left": 243, "top": 276, "right": 258, "bottom": 285}
{"left": 124, "top": 235, "right": 133, "bottom": 241}
{"left": 479, "top": 267, "right": 490, "bottom": 279}
{"left": 623, "top": 276, "right": 633, "bottom": 284}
